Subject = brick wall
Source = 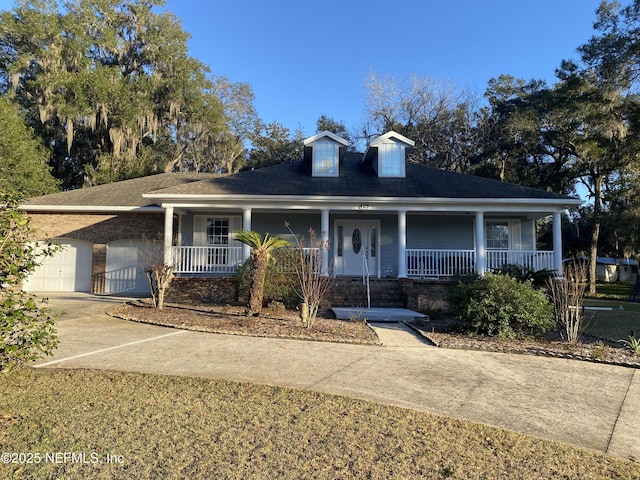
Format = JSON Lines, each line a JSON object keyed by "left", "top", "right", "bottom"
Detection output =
{"left": 28, "top": 212, "right": 164, "bottom": 244}
{"left": 166, "top": 277, "right": 239, "bottom": 304}
{"left": 399, "top": 279, "right": 454, "bottom": 313}
{"left": 162, "top": 276, "right": 454, "bottom": 315}
{"left": 329, "top": 278, "right": 405, "bottom": 308}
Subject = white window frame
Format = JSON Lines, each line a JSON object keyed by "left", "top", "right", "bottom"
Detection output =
{"left": 484, "top": 219, "right": 523, "bottom": 250}
{"left": 312, "top": 141, "right": 339, "bottom": 177}
{"left": 206, "top": 218, "right": 230, "bottom": 246}
{"left": 378, "top": 141, "right": 405, "bottom": 177}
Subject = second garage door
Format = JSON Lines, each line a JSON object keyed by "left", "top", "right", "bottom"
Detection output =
{"left": 105, "top": 240, "right": 150, "bottom": 294}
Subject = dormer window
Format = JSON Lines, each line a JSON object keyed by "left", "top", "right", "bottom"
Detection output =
{"left": 379, "top": 141, "right": 404, "bottom": 176}
{"left": 303, "top": 131, "right": 349, "bottom": 177}
{"left": 363, "top": 131, "right": 415, "bottom": 178}
{"left": 313, "top": 141, "right": 339, "bottom": 176}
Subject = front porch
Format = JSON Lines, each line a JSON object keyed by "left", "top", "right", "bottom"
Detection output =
{"left": 160, "top": 206, "right": 566, "bottom": 280}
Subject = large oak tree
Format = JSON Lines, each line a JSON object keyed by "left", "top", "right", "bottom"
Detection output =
{"left": 0, "top": 0, "right": 229, "bottom": 188}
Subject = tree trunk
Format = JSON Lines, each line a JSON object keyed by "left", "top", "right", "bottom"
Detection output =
{"left": 588, "top": 175, "right": 604, "bottom": 296}
{"left": 248, "top": 253, "right": 267, "bottom": 315}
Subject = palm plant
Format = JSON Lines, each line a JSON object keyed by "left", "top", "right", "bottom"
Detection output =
{"left": 235, "top": 230, "right": 290, "bottom": 316}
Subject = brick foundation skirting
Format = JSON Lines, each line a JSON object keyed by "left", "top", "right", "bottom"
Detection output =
{"left": 398, "top": 279, "right": 455, "bottom": 313}
{"left": 166, "top": 276, "right": 239, "bottom": 305}
{"left": 165, "top": 276, "right": 453, "bottom": 314}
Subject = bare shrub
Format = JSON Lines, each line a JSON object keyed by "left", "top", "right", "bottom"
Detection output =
{"left": 547, "top": 260, "right": 588, "bottom": 343}
{"left": 285, "top": 223, "right": 334, "bottom": 329}
{"left": 140, "top": 235, "right": 174, "bottom": 309}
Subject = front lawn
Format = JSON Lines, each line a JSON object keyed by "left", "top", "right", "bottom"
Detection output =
{"left": 1, "top": 368, "right": 639, "bottom": 479}
{"left": 593, "top": 281, "right": 635, "bottom": 300}
{"left": 583, "top": 298, "right": 640, "bottom": 340}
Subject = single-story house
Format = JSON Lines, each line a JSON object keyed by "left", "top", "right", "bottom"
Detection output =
{"left": 21, "top": 131, "right": 582, "bottom": 301}
{"left": 594, "top": 257, "right": 638, "bottom": 283}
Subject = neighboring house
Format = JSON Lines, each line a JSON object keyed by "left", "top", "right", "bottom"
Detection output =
{"left": 21, "top": 131, "right": 582, "bottom": 298}
{"left": 594, "top": 257, "right": 639, "bottom": 283}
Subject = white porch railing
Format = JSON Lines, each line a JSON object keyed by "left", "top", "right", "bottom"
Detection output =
{"left": 172, "top": 246, "right": 243, "bottom": 274}
{"left": 273, "top": 247, "right": 320, "bottom": 273}
{"left": 406, "top": 249, "right": 476, "bottom": 277}
{"left": 172, "top": 246, "right": 556, "bottom": 277}
{"left": 406, "top": 249, "right": 555, "bottom": 277}
{"left": 486, "top": 250, "right": 555, "bottom": 272}
{"left": 171, "top": 246, "right": 320, "bottom": 275}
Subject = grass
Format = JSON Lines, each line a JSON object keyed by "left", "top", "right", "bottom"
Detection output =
{"left": 592, "top": 282, "right": 635, "bottom": 300}
{"left": 1, "top": 369, "right": 639, "bottom": 480}
{"left": 583, "top": 283, "right": 640, "bottom": 341}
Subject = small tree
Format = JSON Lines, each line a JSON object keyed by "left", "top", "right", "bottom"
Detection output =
{"left": 235, "top": 230, "right": 290, "bottom": 316}
{"left": 140, "top": 236, "right": 174, "bottom": 310}
{"left": 1, "top": 195, "right": 59, "bottom": 371}
{"left": 547, "top": 260, "right": 588, "bottom": 343}
{"left": 286, "top": 223, "right": 334, "bottom": 329}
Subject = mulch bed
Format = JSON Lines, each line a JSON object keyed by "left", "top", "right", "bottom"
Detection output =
{"left": 108, "top": 300, "right": 640, "bottom": 368}
{"left": 108, "top": 300, "right": 381, "bottom": 345}
{"left": 407, "top": 317, "right": 640, "bottom": 369}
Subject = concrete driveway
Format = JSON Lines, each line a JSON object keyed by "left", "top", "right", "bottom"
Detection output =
{"left": 33, "top": 294, "right": 639, "bottom": 462}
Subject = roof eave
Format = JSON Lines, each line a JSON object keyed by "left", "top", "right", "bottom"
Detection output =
{"left": 145, "top": 193, "right": 582, "bottom": 209}
{"left": 19, "top": 204, "right": 164, "bottom": 213}
{"left": 303, "top": 130, "right": 350, "bottom": 146}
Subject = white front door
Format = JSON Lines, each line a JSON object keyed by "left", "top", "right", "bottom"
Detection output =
{"left": 335, "top": 220, "right": 379, "bottom": 277}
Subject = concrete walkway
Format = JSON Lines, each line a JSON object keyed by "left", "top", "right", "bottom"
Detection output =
{"left": 32, "top": 294, "right": 639, "bottom": 462}
{"left": 369, "top": 322, "right": 434, "bottom": 347}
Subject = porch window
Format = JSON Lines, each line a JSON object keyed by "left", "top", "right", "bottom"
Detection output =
{"left": 207, "top": 218, "right": 229, "bottom": 264}
{"left": 486, "top": 221, "right": 509, "bottom": 249}
{"left": 313, "top": 141, "right": 339, "bottom": 177}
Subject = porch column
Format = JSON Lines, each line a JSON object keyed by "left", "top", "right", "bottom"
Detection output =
{"left": 242, "top": 208, "right": 252, "bottom": 262}
{"left": 553, "top": 211, "right": 563, "bottom": 276}
{"left": 320, "top": 209, "right": 329, "bottom": 276}
{"left": 163, "top": 205, "right": 174, "bottom": 267}
{"left": 475, "top": 211, "right": 486, "bottom": 276}
{"left": 398, "top": 210, "right": 407, "bottom": 278}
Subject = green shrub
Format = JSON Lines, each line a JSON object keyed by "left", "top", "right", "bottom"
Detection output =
{"left": 491, "top": 264, "right": 556, "bottom": 288}
{"left": 1, "top": 195, "right": 60, "bottom": 371}
{"left": 236, "top": 248, "right": 299, "bottom": 308}
{"left": 449, "top": 273, "right": 555, "bottom": 339}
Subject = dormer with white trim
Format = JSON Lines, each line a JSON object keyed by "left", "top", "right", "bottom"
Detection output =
{"left": 363, "top": 131, "right": 415, "bottom": 178}
{"left": 303, "top": 131, "right": 349, "bottom": 177}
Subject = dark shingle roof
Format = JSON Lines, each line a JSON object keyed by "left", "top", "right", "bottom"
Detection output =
{"left": 148, "top": 155, "right": 575, "bottom": 201}
{"left": 22, "top": 173, "right": 219, "bottom": 208}
{"left": 22, "top": 155, "right": 578, "bottom": 209}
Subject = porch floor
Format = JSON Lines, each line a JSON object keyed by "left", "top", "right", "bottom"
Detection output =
{"left": 331, "top": 307, "right": 428, "bottom": 323}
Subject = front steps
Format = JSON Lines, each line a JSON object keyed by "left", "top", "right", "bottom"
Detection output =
{"left": 329, "top": 277, "right": 405, "bottom": 308}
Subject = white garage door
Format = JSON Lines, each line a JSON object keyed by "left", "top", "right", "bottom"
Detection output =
{"left": 105, "top": 240, "right": 149, "bottom": 294}
{"left": 24, "top": 239, "right": 93, "bottom": 292}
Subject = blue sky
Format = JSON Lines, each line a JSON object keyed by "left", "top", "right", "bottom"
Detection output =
{"left": 0, "top": 0, "right": 604, "bottom": 137}
{"left": 163, "top": 0, "right": 604, "bottom": 137}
